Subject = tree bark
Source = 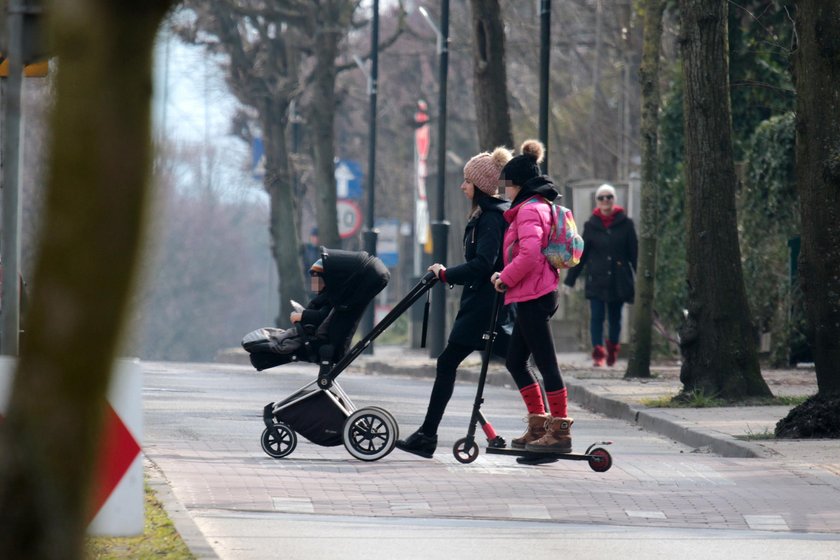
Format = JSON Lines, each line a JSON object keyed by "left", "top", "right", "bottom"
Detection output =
{"left": 306, "top": 0, "right": 356, "bottom": 249}
{"left": 262, "top": 105, "right": 305, "bottom": 325}
{"left": 0, "top": 1, "right": 172, "bottom": 557}
{"left": 792, "top": 0, "right": 840, "bottom": 395}
{"left": 676, "top": 0, "right": 771, "bottom": 399}
{"left": 309, "top": 33, "right": 342, "bottom": 248}
{"left": 469, "top": 0, "right": 513, "bottom": 151}
{"left": 626, "top": 0, "right": 665, "bottom": 379}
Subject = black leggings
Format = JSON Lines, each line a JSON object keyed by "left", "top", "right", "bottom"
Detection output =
{"left": 505, "top": 290, "right": 565, "bottom": 393}
{"left": 420, "top": 342, "right": 474, "bottom": 436}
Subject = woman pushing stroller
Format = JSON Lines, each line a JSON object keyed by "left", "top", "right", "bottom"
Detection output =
{"left": 396, "top": 146, "right": 514, "bottom": 458}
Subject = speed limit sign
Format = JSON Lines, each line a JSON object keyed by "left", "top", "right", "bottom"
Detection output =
{"left": 336, "top": 199, "right": 362, "bottom": 239}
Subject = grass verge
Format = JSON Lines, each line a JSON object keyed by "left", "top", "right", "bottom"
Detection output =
{"left": 642, "top": 393, "right": 810, "bottom": 409}
{"left": 86, "top": 482, "right": 194, "bottom": 560}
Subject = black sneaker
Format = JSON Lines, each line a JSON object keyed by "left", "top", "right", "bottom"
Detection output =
{"left": 395, "top": 430, "right": 437, "bottom": 459}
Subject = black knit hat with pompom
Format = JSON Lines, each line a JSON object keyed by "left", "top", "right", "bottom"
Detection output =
{"left": 500, "top": 139, "right": 545, "bottom": 187}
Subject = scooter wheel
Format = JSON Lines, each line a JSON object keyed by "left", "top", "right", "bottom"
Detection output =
{"left": 588, "top": 447, "right": 612, "bottom": 472}
{"left": 261, "top": 423, "right": 297, "bottom": 459}
{"left": 453, "top": 438, "right": 479, "bottom": 464}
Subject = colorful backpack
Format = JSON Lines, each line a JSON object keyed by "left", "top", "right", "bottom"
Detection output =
{"left": 541, "top": 200, "right": 584, "bottom": 269}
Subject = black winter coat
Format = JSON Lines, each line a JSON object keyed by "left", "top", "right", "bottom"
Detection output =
{"left": 444, "top": 195, "right": 512, "bottom": 352}
{"left": 564, "top": 210, "right": 638, "bottom": 304}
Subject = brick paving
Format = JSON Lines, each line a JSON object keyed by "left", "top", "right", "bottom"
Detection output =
{"left": 144, "top": 359, "right": 840, "bottom": 539}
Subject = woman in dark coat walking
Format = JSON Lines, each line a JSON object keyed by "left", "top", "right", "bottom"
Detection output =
{"left": 564, "top": 183, "right": 638, "bottom": 367}
{"left": 396, "top": 147, "right": 513, "bottom": 458}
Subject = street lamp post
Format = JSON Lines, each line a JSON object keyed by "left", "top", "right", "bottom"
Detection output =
{"left": 356, "top": 0, "right": 379, "bottom": 354}
{"left": 1, "top": 0, "right": 34, "bottom": 356}
{"left": 419, "top": 3, "right": 450, "bottom": 359}
{"left": 539, "top": 0, "right": 551, "bottom": 174}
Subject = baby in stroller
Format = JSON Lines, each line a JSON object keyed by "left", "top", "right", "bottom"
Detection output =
{"left": 242, "top": 247, "right": 390, "bottom": 371}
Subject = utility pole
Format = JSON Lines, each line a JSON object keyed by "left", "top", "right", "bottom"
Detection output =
{"left": 420, "top": 2, "right": 450, "bottom": 358}
{"left": 2, "top": 0, "right": 27, "bottom": 355}
{"left": 1, "top": 0, "right": 44, "bottom": 355}
{"left": 538, "top": 0, "right": 551, "bottom": 174}
{"left": 360, "top": 0, "right": 379, "bottom": 353}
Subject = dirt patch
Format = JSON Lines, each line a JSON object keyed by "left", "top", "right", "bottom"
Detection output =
{"left": 775, "top": 393, "right": 840, "bottom": 438}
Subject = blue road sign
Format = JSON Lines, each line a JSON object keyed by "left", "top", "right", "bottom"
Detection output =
{"left": 335, "top": 159, "right": 363, "bottom": 200}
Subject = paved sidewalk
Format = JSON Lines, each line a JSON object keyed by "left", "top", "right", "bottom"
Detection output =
{"left": 348, "top": 345, "right": 838, "bottom": 464}
{"left": 148, "top": 355, "right": 840, "bottom": 558}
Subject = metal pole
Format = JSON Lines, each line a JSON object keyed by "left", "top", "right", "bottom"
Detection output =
{"left": 361, "top": 0, "right": 379, "bottom": 353}
{"left": 429, "top": 0, "right": 450, "bottom": 358}
{"left": 1, "top": 0, "right": 25, "bottom": 355}
{"left": 538, "top": 0, "right": 551, "bottom": 174}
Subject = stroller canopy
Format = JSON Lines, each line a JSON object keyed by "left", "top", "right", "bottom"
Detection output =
{"left": 319, "top": 247, "right": 390, "bottom": 311}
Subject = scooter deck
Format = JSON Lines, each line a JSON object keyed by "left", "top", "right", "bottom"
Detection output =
{"left": 485, "top": 446, "right": 593, "bottom": 465}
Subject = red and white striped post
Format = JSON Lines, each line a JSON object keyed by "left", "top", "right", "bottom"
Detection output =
{"left": 0, "top": 358, "right": 143, "bottom": 536}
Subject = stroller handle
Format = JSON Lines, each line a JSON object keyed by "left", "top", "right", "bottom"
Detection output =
{"left": 317, "top": 272, "right": 439, "bottom": 388}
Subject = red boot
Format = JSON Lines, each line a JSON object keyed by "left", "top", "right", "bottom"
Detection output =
{"left": 606, "top": 340, "right": 620, "bottom": 366}
{"left": 592, "top": 345, "right": 606, "bottom": 367}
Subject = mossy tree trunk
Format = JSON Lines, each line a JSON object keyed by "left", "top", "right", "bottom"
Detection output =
{"left": 469, "top": 0, "right": 513, "bottom": 151}
{"left": 792, "top": 0, "right": 840, "bottom": 396}
{"left": 625, "top": 0, "right": 665, "bottom": 379}
{"left": 0, "top": 0, "right": 172, "bottom": 558}
{"left": 675, "top": 0, "right": 771, "bottom": 399}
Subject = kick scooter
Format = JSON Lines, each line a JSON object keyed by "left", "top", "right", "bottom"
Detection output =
{"left": 451, "top": 292, "right": 613, "bottom": 472}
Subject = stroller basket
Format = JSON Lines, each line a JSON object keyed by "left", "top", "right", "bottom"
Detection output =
{"left": 260, "top": 271, "right": 438, "bottom": 462}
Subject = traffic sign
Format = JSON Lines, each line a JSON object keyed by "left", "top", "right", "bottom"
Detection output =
{"left": 337, "top": 199, "right": 362, "bottom": 239}
{"left": 375, "top": 218, "right": 400, "bottom": 267}
{"left": 335, "top": 160, "right": 363, "bottom": 199}
{"left": 251, "top": 137, "right": 265, "bottom": 180}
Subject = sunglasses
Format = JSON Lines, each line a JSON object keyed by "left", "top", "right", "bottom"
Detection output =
{"left": 597, "top": 194, "right": 614, "bottom": 201}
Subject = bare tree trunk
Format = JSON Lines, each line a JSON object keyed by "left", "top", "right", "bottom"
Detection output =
{"left": 469, "top": 0, "right": 513, "bottom": 151}
{"left": 309, "top": 38, "right": 342, "bottom": 248}
{"left": 676, "top": 0, "right": 771, "bottom": 399}
{"left": 626, "top": 0, "right": 665, "bottom": 379}
{"left": 792, "top": 0, "right": 840, "bottom": 395}
{"left": 0, "top": 1, "right": 172, "bottom": 557}
{"left": 306, "top": 1, "right": 356, "bottom": 249}
{"left": 262, "top": 106, "right": 305, "bottom": 325}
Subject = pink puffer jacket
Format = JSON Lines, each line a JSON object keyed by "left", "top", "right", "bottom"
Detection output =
{"left": 499, "top": 195, "right": 559, "bottom": 304}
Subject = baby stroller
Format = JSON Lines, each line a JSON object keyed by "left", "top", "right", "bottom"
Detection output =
{"left": 242, "top": 247, "right": 438, "bottom": 461}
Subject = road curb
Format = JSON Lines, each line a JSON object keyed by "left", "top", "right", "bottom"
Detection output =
{"left": 146, "top": 458, "right": 221, "bottom": 559}
{"left": 363, "top": 358, "right": 765, "bottom": 459}
{"left": 565, "top": 380, "right": 764, "bottom": 458}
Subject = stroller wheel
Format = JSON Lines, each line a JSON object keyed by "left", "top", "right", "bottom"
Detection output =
{"left": 365, "top": 406, "right": 399, "bottom": 440}
{"left": 342, "top": 407, "right": 397, "bottom": 461}
{"left": 261, "top": 423, "right": 297, "bottom": 459}
{"left": 453, "top": 438, "right": 480, "bottom": 464}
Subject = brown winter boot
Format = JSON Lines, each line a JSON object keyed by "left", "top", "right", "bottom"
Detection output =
{"left": 592, "top": 345, "right": 606, "bottom": 367}
{"left": 606, "top": 340, "right": 620, "bottom": 366}
{"left": 525, "top": 416, "right": 573, "bottom": 453}
{"left": 511, "top": 413, "right": 549, "bottom": 449}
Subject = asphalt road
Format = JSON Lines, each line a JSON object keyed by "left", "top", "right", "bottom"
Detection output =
{"left": 143, "top": 361, "right": 840, "bottom": 559}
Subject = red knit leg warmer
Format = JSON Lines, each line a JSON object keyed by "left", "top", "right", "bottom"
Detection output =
{"left": 546, "top": 388, "right": 568, "bottom": 418}
{"left": 519, "top": 383, "right": 546, "bottom": 415}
